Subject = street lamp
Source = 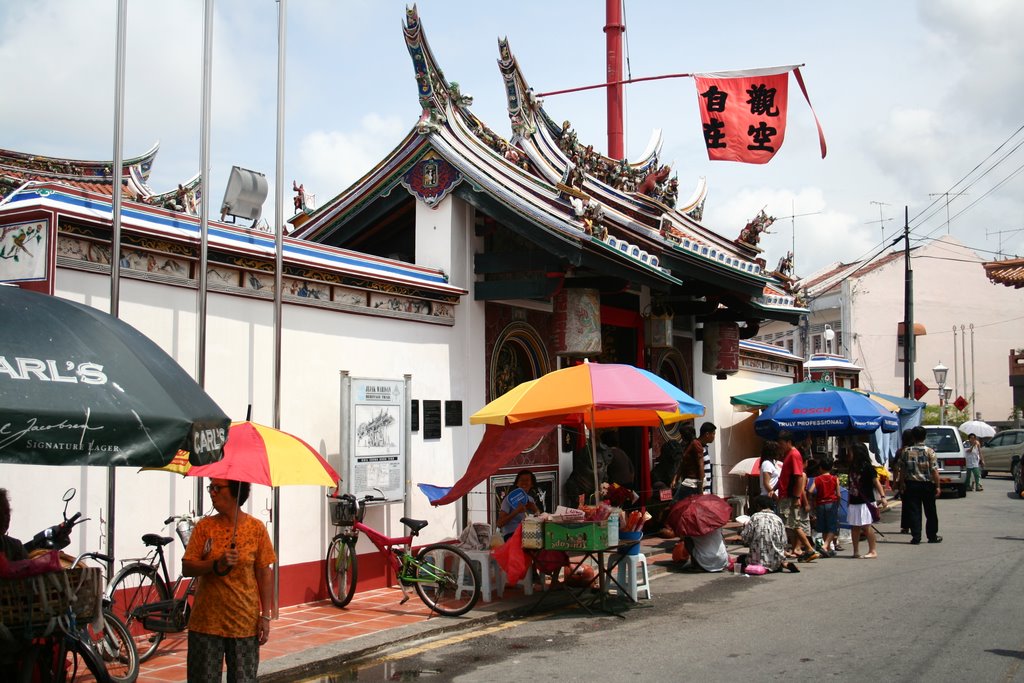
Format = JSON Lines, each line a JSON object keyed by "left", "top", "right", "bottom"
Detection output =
{"left": 824, "top": 324, "right": 835, "bottom": 355}
{"left": 933, "top": 362, "right": 949, "bottom": 425}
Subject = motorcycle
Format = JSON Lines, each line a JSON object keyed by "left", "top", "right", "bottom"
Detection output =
{"left": 24, "top": 487, "right": 89, "bottom": 554}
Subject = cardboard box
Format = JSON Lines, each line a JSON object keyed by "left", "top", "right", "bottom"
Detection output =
{"left": 543, "top": 521, "right": 609, "bottom": 551}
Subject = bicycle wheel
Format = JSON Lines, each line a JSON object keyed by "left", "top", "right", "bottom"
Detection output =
{"left": 107, "top": 564, "right": 168, "bottom": 663}
{"left": 82, "top": 612, "right": 139, "bottom": 683}
{"left": 66, "top": 630, "right": 115, "bottom": 683}
{"left": 413, "top": 544, "right": 479, "bottom": 617}
{"left": 325, "top": 536, "right": 358, "bottom": 608}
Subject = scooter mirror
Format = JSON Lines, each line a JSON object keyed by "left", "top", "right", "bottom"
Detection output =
{"left": 62, "top": 488, "right": 76, "bottom": 503}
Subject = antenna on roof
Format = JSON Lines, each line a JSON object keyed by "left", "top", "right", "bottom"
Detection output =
{"left": 220, "top": 166, "right": 269, "bottom": 226}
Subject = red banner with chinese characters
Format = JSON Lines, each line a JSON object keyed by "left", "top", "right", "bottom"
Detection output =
{"left": 694, "top": 71, "right": 789, "bottom": 164}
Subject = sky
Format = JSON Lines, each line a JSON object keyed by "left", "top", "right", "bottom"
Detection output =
{"left": 2, "top": 0, "right": 1023, "bottom": 279}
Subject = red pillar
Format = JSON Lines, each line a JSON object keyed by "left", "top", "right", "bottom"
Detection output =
{"left": 604, "top": 0, "right": 625, "bottom": 161}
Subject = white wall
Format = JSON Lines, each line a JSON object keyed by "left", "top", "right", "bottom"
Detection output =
{"left": 6, "top": 233, "right": 486, "bottom": 584}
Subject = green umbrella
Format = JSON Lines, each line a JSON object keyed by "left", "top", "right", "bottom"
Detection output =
{"left": 0, "top": 286, "right": 229, "bottom": 467}
{"left": 730, "top": 380, "right": 857, "bottom": 411}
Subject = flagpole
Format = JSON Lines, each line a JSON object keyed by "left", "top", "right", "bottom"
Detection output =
{"left": 271, "top": 0, "right": 287, "bottom": 619}
{"left": 195, "top": 0, "right": 214, "bottom": 517}
{"left": 106, "top": 0, "right": 128, "bottom": 580}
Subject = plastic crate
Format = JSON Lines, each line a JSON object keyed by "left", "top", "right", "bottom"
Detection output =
{"left": 543, "top": 521, "right": 609, "bottom": 551}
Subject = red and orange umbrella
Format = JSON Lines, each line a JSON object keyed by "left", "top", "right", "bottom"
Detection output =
{"left": 187, "top": 421, "right": 338, "bottom": 487}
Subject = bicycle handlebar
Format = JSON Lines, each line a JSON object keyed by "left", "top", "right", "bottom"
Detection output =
{"left": 70, "top": 551, "right": 113, "bottom": 569}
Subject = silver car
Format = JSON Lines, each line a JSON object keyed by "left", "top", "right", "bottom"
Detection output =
{"left": 922, "top": 425, "right": 968, "bottom": 498}
{"left": 981, "top": 429, "right": 1024, "bottom": 478}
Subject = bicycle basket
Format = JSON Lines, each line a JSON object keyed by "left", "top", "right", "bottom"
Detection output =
{"left": 329, "top": 499, "right": 364, "bottom": 526}
{"left": 176, "top": 518, "right": 194, "bottom": 547}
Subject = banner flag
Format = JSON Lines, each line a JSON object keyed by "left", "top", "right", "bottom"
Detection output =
{"left": 694, "top": 65, "right": 826, "bottom": 163}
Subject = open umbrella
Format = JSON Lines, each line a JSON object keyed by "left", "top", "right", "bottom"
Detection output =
{"left": 185, "top": 421, "right": 339, "bottom": 487}
{"left": 755, "top": 389, "right": 899, "bottom": 438}
{"left": 0, "top": 286, "right": 229, "bottom": 467}
{"left": 958, "top": 420, "right": 996, "bottom": 439}
{"left": 667, "top": 494, "right": 733, "bottom": 537}
{"left": 730, "top": 380, "right": 854, "bottom": 411}
{"left": 428, "top": 361, "right": 704, "bottom": 506}
{"left": 728, "top": 457, "right": 762, "bottom": 477}
{"left": 471, "top": 361, "right": 704, "bottom": 428}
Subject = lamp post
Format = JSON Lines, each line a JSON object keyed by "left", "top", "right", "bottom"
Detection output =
{"left": 933, "top": 362, "right": 948, "bottom": 425}
{"left": 824, "top": 324, "right": 835, "bottom": 355}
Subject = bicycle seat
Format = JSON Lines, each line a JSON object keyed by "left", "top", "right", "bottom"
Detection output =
{"left": 400, "top": 518, "right": 429, "bottom": 535}
{"left": 142, "top": 533, "right": 176, "bottom": 547}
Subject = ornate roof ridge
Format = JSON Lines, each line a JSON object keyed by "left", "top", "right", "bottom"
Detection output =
{"left": 0, "top": 142, "right": 160, "bottom": 185}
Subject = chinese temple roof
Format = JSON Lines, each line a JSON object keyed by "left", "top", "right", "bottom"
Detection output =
{"left": 0, "top": 143, "right": 203, "bottom": 216}
{"left": 983, "top": 257, "right": 1024, "bottom": 288}
{"left": 293, "top": 6, "right": 805, "bottom": 325}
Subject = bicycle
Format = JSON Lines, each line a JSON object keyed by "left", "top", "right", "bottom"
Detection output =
{"left": 105, "top": 512, "right": 198, "bottom": 663}
{"left": 325, "top": 491, "right": 481, "bottom": 617}
{"left": 69, "top": 552, "right": 139, "bottom": 683}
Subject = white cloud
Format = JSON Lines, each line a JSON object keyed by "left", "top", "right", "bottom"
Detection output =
{"left": 296, "top": 114, "right": 407, "bottom": 204}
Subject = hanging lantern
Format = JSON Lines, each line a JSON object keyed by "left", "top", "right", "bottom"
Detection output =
{"left": 645, "top": 303, "right": 674, "bottom": 349}
{"left": 702, "top": 321, "right": 739, "bottom": 379}
{"left": 553, "top": 288, "right": 602, "bottom": 357}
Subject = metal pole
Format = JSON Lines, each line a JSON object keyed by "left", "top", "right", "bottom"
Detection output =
{"left": 604, "top": 0, "right": 625, "bottom": 160}
{"left": 195, "top": 0, "right": 214, "bottom": 518}
{"left": 106, "top": 0, "right": 128, "bottom": 579}
{"left": 902, "top": 207, "right": 914, "bottom": 399}
{"left": 271, "top": 0, "right": 288, "bottom": 619}
{"left": 960, "top": 324, "right": 967, "bottom": 419}
{"left": 952, "top": 326, "right": 958, "bottom": 404}
{"left": 970, "top": 324, "right": 976, "bottom": 419}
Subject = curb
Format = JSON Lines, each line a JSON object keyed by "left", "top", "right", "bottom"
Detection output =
{"left": 258, "top": 543, "right": 678, "bottom": 682}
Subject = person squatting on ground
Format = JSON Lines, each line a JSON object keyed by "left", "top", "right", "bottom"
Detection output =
{"left": 810, "top": 457, "right": 840, "bottom": 557}
{"left": 896, "top": 425, "right": 942, "bottom": 545}
{"left": 497, "top": 469, "right": 541, "bottom": 541}
{"left": 964, "top": 433, "right": 984, "bottom": 492}
{"left": 775, "top": 431, "right": 819, "bottom": 562}
{"left": 183, "top": 479, "right": 276, "bottom": 683}
{"left": 739, "top": 495, "right": 799, "bottom": 573}
{"left": 846, "top": 443, "right": 886, "bottom": 559}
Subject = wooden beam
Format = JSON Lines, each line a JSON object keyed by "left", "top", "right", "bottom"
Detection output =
{"left": 474, "top": 278, "right": 562, "bottom": 301}
{"left": 474, "top": 251, "right": 563, "bottom": 274}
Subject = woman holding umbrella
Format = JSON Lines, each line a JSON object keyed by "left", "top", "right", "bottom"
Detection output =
{"left": 182, "top": 479, "right": 276, "bottom": 682}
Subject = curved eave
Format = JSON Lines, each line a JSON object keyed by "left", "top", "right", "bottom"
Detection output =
{"left": 0, "top": 182, "right": 463, "bottom": 297}
{"left": 291, "top": 130, "right": 427, "bottom": 242}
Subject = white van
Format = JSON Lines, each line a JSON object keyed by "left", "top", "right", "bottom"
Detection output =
{"left": 922, "top": 425, "right": 968, "bottom": 498}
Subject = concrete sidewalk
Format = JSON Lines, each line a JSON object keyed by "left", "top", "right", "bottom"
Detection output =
{"left": 134, "top": 537, "right": 678, "bottom": 682}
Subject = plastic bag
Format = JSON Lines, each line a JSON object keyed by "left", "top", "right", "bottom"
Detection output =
{"left": 456, "top": 523, "right": 492, "bottom": 550}
{"left": 493, "top": 526, "right": 529, "bottom": 586}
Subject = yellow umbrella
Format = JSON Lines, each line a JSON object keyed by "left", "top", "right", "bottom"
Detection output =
{"left": 854, "top": 389, "right": 901, "bottom": 413}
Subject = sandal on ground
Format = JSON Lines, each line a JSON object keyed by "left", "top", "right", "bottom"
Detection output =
{"left": 858, "top": 553, "right": 878, "bottom": 559}
{"left": 784, "top": 562, "right": 800, "bottom": 573}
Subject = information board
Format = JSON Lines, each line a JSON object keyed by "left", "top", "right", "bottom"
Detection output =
{"left": 345, "top": 377, "right": 406, "bottom": 501}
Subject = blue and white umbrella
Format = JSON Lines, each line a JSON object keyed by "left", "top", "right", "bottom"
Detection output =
{"left": 755, "top": 389, "right": 900, "bottom": 438}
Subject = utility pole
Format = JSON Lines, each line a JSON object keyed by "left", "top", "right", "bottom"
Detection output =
{"left": 867, "top": 200, "right": 892, "bottom": 240}
{"left": 902, "top": 207, "right": 914, "bottom": 399}
{"left": 929, "top": 191, "right": 968, "bottom": 235}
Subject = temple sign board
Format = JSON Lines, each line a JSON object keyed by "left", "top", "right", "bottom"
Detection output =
{"left": 342, "top": 375, "right": 407, "bottom": 501}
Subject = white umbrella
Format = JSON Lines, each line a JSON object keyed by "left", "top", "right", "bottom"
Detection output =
{"left": 958, "top": 420, "right": 996, "bottom": 439}
{"left": 728, "top": 457, "right": 762, "bottom": 476}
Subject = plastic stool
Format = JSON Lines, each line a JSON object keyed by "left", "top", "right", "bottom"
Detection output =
{"left": 457, "top": 549, "right": 505, "bottom": 602}
{"left": 605, "top": 553, "right": 651, "bottom": 601}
